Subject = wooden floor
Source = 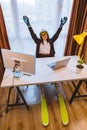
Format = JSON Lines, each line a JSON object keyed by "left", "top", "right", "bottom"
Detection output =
{"left": 0, "top": 81, "right": 87, "bottom": 130}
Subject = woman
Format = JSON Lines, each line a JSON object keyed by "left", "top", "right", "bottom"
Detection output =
{"left": 23, "top": 16, "right": 68, "bottom": 100}
{"left": 23, "top": 16, "right": 67, "bottom": 58}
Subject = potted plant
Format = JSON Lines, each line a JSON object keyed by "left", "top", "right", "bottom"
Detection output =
{"left": 76, "top": 56, "right": 84, "bottom": 73}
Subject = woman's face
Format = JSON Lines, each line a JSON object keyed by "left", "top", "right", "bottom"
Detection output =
{"left": 41, "top": 32, "right": 48, "bottom": 40}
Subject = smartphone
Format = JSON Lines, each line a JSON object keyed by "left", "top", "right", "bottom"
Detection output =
{"left": 14, "top": 71, "right": 20, "bottom": 78}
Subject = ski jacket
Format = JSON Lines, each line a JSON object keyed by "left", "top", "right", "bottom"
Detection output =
{"left": 28, "top": 26, "right": 62, "bottom": 58}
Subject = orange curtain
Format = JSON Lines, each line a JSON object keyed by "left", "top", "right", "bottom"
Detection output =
{"left": 0, "top": 4, "right": 10, "bottom": 84}
{"left": 78, "top": 4, "right": 87, "bottom": 60}
{"left": 64, "top": 0, "right": 87, "bottom": 56}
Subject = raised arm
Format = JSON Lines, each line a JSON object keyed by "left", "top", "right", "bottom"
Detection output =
{"left": 23, "top": 15, "right": 40, "bottom": 44}
{"left": 51, "top": 17, "right": 68, "bottom": 42}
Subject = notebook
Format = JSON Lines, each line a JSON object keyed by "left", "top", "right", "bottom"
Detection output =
{"left": 48, "top": 57, "right": 70, "bottom": 70}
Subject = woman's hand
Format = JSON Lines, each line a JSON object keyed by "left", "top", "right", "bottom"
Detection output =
{"left": 60, "top": 17, "right": 68, "bottom": 27}
{"left": 23, "top": 15, "right": 31, "bottom": 27}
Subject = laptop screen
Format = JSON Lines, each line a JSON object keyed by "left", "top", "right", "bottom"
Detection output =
{"left": 48, "top": 57, "right": 70, "bottom": 70}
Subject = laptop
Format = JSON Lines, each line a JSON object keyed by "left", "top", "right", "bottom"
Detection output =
{"left": 48, "top": 57, "right": 70, "bottom": 70}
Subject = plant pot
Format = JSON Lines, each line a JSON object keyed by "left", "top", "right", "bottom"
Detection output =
{"left": 76, "top": 64, "right": 84, "bottom": 73}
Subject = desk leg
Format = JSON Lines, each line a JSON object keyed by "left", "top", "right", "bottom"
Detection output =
{"left": 6, "top": 87, "right": 29, "bottom": 113}
{"left": 69, "top": 80, "right": 83, "bottom": 104}
{"left": 0, "top": 104, "right": 5, "bottom": 117}
{"left": 71, "top": 81, "right": 81, "bottom": 96}
{"left": 16, "top": 87, "right": 29, "bottom": 110}
{"left": 6, "top": 87, "right": 13, "bottom": 113}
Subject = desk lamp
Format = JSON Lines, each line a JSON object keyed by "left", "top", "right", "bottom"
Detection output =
{"left": 73, "top": 31, "right": 87, "bottom": 45}
{"left": 73, "top": 31, "right": 87, "bottom": 72}
{"left": 73, "top": 31, "right": 87, "bottom": 59}
{"left": 73, "top": 31, "right": 87, "bottom": 85}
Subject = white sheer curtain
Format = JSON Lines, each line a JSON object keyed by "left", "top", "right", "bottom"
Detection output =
{"left": 1, "top": 0, "right": 73, "bottom": 56}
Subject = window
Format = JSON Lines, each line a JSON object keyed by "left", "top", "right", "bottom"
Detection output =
{"left": 1, "top": 0, "right": 73, "bottom": 56}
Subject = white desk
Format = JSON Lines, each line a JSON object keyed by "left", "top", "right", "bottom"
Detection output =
{"left": 1, "top": 56, "right": 87, "bottom": 111}
{"left": 1, "top": 56, "right": 87, "bottom": 87}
